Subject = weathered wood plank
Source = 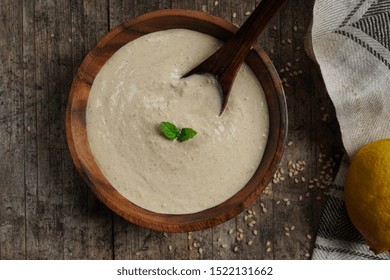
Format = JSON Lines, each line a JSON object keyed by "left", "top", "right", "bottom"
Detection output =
{"left": 109, "top": 0, "right": 162, "bottom": 30}
{"left": 27, "top": 0, "right": 65, "bottom": 259}
{"left": 61, "top": 0, "right": 90, "bottom": 259}
{"left": 22, "top": 0, "right": 38, "bottom": 260}
{"left": 68, "top": 0, "right": 113, "bottom": 259}
{"left": 0, "top": 0, "right": 26, "bottom": 260}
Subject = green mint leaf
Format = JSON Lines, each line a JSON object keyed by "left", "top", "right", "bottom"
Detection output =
{"left": 178, "top": 128, "right": 197, "bottom": 142}
{"left": 160, "top": 121, "right": 180, "bottom": 141}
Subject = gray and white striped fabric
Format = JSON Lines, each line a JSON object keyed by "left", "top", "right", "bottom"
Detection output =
{"left": 310, "top": 0, "right": 390, "bottom": 260}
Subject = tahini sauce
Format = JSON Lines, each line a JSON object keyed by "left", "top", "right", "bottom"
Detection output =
{"left": 87, "top": 29, "right": 269, "bottom": 214}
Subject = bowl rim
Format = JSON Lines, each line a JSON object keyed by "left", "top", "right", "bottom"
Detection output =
{"left": 66, "top": 9, "right": 287, "bottom": 232}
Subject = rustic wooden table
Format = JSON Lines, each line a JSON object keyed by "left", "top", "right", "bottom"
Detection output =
{"left": 0, "top": 0, "right": 343, "bottom": 259}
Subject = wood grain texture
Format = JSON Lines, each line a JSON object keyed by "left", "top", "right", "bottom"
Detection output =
{"left": 0, "top": 0, "right": 343, "bottom": 259}
{"left": 0, "top": 0, "right": 25, "bottom": 259}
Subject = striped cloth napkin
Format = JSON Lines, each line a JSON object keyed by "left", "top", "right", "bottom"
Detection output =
{"left": 308, "top": 0, "right": 390, "bottom": 259}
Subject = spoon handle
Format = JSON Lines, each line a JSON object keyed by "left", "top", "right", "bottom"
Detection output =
{"left": 214, "top": 0, "right": 289, "bottom": 76}
{"left": 183, "top": 0, "right": 289, "bottom": 114}
{"left": 231, "top": 0, "right": 289, "bottom": 55}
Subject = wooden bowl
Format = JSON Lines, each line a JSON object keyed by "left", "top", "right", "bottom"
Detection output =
{"left": 66, "top": 9, "right": 287, "bottom": 232}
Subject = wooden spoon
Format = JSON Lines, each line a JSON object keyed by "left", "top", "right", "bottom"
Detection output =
{"left": 182, "top": 0, "right": 289, "bottom": 115}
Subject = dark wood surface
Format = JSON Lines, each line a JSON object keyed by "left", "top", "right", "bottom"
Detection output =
{"left": 0, "top": 0, "right": 343, "bottom": 259}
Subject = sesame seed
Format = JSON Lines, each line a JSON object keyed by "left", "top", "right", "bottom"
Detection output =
{"left": 284, "top": 227, "right": 290, "bottom": 231}
{"left": 135, "top": 251, "right": 141, "bottom": 256}
{"left": 299, "top": 195, "right": 303, "bottom": 201}
{"left": 276, "top": 200, "right": 281, "bottom": 205}
{"left": 221, "top": 244, "right": 228, "bottom": 249}
{"left": 168, "top": 245, "right": 173, "bottom": 251}
{"left": 266, "top": 241, "right": 271, "bottom": 246}
{"left": 294, "top": 25, "right": 298, "bottom": 31}
{"left": 288, "top": 141, "right": 293, "bottom": 146}
{"left": 238, "top": 228, "right": 244, "bottom": 233}
{"left": 286, "top": 201, "right": 291, "bottom": 206}
{"left": 253, "top": 230, "right": 258, "bottom": 236}
{"left": 198, "top": 248, "right": 203, "bottom": 254}
{"left": 233, "top": 246, "right": 238, "bottom": 253}
{"left": 305, "top": 253, "right": 310, "bottom": 258}
{"left": 266, "top": 247, "right": 272, "bottom": 253}
{"left": 294, "top": 178, "right": 299, "bottom": 183}
{"left": 248, "top": 240, "right": 253, "bottom": 246}
{"left": 291, "top": 226, "right": 295, "bottom": 231}
{"left": 217, "top": 236, "right": 221, "bottom": 242}
{"left": 214, "top": 0, "right": 219, "bottom": 6}
{"left": 228, "top": 229, "right": 234, "bottom": 235}
{"left": 306, "top": 234, "right": 312, "bottom": 240}
{"left": 287, "top": 39, "right": 292, "bottom": 44}
{"left": 232, "top": 12, "right": 237, "bottom": 18}
{"left": 273, "top": 25, "right": 277, "bottom": 31}
{"left": 285, "top": 232, "right": 290, "bottom": 237}
{"left": 163, "top": 233, "right": 168, "bottom": 237}
{"left": 287, "top": 62, "right": 292, "bottom": 67}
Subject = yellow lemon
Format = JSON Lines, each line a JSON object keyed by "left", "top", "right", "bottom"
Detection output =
{"left": 345, "top": 139, "right": 390, "bottom": 254}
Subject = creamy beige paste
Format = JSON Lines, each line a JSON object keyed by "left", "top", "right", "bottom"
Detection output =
{"left": 86, "top": 29, "right": 269, "bottom": 214}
